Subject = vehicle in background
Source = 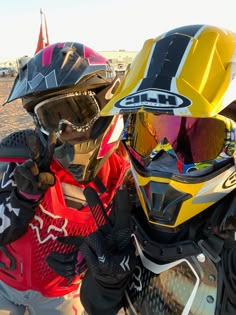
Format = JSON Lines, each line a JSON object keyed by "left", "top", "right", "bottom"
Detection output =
{"left": 0, "top": 67, "right": 10, "bottom": 77}
{"left": 0, "top": 67, "right": 17, "bottom": 77}
{"left": 8, "top": 67, "right": 17, "bottom": 77}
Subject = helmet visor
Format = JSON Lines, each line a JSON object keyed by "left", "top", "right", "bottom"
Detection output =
{"left": 34, "top": 92, "right": 100, "bottom": 132}
{"left": 126, "top": 113, "right": 233, "bottom": 165}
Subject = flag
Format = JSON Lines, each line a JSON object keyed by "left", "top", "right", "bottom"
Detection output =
{"left": 35, "top": 9, "right": 50, "bottom": 55}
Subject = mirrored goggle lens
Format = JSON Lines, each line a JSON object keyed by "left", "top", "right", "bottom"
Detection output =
{"left": 34, "top": 93, "right": 100, "bottom": 131}
{"left": 128, "top": 113, "right": 227, "bottom": 164}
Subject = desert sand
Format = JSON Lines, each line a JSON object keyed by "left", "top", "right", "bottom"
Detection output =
{"left": 0, "top": 77, "right": 34, "bottom": 140}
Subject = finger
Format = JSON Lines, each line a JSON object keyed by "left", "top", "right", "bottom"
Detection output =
{"left": 26, "top": 130, "right": 56, "bottom": 172}
{"left": 82, "top": 231, "right": 106, "bottom": 263}
{"left": 111, "top": 190, "right": 131, "bottom": 231}
{"left": 25, "top": 159, "right": 39, "bottom": 176}
{"left": 26, "top": 133, "right": 41, "bottom": 164}
{"left": 14, "top": 160, "right": 39, "bottom": 180}
{"left": 46, "top": 251, "right": 75, "bottom": 264}
{"left": 57, "top": 236, "right": 84, "bottom": 247}
{"left": 45, "top": 254, "right": 75, "bottom": 278}
{"left": 83, "top": 187, "right": 111, "bottom": 228}
{"left": 38, "top": 129, "right": 57, "bottom": 171}
{"left": 38, "top": 172, "right": 55, "bottom": 189}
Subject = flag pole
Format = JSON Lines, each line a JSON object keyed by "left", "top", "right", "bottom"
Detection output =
{"left": 34, "top": 9, "right": 50, "bottom": 55}
{"left": 42, "top": 10, "right": 49, "bottom": 46}
{"left": 40, "top": 8, "right": 43, "bottom": 25}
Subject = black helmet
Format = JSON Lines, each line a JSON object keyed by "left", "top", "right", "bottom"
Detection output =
{"left": 4, "top": 42, "right": 123, "bottom": 182}
{"left": 4, "top": 42, "right": 118, "bottom": 111}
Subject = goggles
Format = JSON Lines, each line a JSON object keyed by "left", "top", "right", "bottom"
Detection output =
{"left": 34, "top": 92, "right": 100, "bottom": 132}
{"left": 125, "top": 113, "right": 236, "bottom": 167}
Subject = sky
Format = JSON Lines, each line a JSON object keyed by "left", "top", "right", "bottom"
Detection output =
{"left": 1, "top": 0, "right": 236, "bottom": 61}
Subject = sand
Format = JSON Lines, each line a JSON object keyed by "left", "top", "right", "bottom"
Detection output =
{"left": 0, "top": 77, "right": 34, "bottom": 139}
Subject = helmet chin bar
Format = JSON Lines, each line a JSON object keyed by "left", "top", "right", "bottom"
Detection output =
{"left": 131, "top": 153, "right": 236, "bottom": 230}
{"left": 140, "top": 181, "right": 192, "bottom": 225}
{"left": 54, "top": 139, "right": 100, "bottom": 182}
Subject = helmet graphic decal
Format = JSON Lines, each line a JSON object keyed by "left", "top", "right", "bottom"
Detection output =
{"left": 83, "top": 46, "right": 107, "bottom": 65}
{"left": 42, "top": 43, "right": 65, "bottom": 66}
{"left": 28, "top": 70, "right": 59, "bottom": 91}
{"left": 223, "top": 171, "right": 236, "bottom": 189}
{"left": 115, "top": 88, "right": 191, "bottom": 112}
{"left": 98, "top": 115, "right": 124, "bottom": 158}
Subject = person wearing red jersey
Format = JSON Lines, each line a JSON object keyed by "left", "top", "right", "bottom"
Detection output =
{"left": 0, "top": 42, "right": 131, "bottom": 314}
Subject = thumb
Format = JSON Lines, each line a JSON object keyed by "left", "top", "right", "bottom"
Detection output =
{"left": 104, "top": 190, "right": 132, "bottom": 253}
{"left": 80, "top": 231, "right": 106, "bottom": 265}
{"left": 26, "top": 130, "right": 57, "bottom": 172}
{"left": 83, "top": 186, "right": 111, "bottom": 228}
{"left": 38, "top": 172, "right": 55, "bottom": 190}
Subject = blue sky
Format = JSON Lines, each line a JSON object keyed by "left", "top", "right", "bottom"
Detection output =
{"left": 1, "top": 0, "right": 236, "bottom": 60}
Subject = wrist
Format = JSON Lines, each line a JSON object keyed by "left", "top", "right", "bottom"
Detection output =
{"left": 95, "top": 274, "right": 129, "bottom": 291}
{"left": 18, "top": 190, "right": 42, "bottom": 201}
{"left": 75, "top": 251, "right": 87, "bottom": 275}
{"left": 15, "top": 188, "right": 42, "bottom": 204}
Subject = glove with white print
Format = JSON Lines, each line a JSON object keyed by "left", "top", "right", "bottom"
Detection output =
{"left": 82, "top": 189, "right": 136, "bottom": 286}
{"left": 80, "top": 189, "right": 137, "bottom": 315}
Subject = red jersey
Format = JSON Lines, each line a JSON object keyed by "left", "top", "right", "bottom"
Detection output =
{"left": 0, "top": 153, "right": 129, "bottom": 297}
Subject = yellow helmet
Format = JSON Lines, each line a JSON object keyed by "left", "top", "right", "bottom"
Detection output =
{"left": 102, "top": 24, "right": 236, "bottom": 231}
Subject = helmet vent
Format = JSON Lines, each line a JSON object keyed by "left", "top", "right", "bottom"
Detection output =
{"left": 141, "top": 182, "right": 191, "bottom": 224}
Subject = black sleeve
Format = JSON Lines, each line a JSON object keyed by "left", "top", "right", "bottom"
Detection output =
{"left": 0, "top": 162, "right": 38, "bottom": 245}
{"left": 80, "top": 270, "right": 127, "bottom": 315}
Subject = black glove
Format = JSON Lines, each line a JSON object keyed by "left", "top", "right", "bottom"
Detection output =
{"left": 80, "top": 188, "right": 136, "bottom": 315}
{"left": 14, "top": 130, "right": 56, "bottom": 201}
{"left": 45, "top": 236, "right": 87, "bottom": 279}
{"left": 80, "top": 189, "right": 136, "bottom": 288}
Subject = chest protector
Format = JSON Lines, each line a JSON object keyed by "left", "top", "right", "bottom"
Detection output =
{"left": 0, "top": 129, "right": 129, "bottom": 297}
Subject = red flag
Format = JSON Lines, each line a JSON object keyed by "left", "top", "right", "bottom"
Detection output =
{"left": 35, "top": 9, "right": 50, "bottom": 55}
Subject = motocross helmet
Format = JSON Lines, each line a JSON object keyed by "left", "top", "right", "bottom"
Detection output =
{"left": 102, "top": 25, "right": 236, "bottom": 231}
{"left": 4, "top": 42, "right": 123, "bottom": 182}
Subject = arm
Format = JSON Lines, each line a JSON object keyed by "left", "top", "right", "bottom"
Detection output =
{"left": 0, "top": 162, "right": 37, "bottom": 244}
{"left": 0, "top": 131, "right": 56, "bottom": 245}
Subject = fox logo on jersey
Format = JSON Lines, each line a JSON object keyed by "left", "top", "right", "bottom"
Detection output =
{"left": 29, "top": 204, "right": 68, "bottom": 244}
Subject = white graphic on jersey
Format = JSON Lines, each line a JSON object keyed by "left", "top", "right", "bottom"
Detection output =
{"left": 0, "top": 203, "right": 10, "bottom": 233}
{"left": 6, "top": 196, "right": 20, "bottom": 216}
{"left": 0, "top": 196, "right": 20, "bottom": 233}
{"left": 1, "top": 164, "right": 15, "bottom": 188}
{"left": 29, "top": 204, "right": 68, "bottom": 244}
